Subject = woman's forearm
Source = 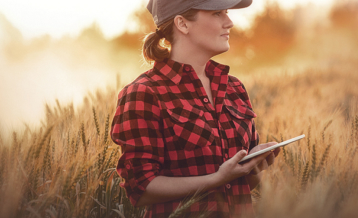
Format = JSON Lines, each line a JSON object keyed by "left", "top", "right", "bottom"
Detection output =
{"left": 138, "top": 172, "right": 262, "bottom": 207}
{"left": 136, "top": 150, "right": 272, "bottom": 207}
{"left": 136, "top": 173, "right": 224, "bottom": 207}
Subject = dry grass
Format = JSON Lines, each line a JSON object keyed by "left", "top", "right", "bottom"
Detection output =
{"left": 0, "top": 1, "right": 358, "bottom": 218}
{"left": 0, "top": 85, "right": 145, "bottom": 218}
{"left": 243, "top": 64, "right": 358, "bottom": 218}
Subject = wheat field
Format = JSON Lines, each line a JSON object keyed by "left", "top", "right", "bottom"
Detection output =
{"left": 0, "top": 2, "right": 357, "bottom": 218}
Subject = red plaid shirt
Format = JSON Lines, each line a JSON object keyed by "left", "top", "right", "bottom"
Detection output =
{"left": 111, "top": 58, "right": 259, "bottom": 218}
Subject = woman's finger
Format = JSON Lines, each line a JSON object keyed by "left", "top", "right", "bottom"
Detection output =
{"left": 266, "top": 152, "right": 275, "bottom": 166}
{"left": 250, "top": 158, "right": 269, "bottom": 175}
{"left": 232, "top": 150, "right": 248, "bottom": 163}
{"left": 242, "top": 151, "right": 272, "bottom": 172}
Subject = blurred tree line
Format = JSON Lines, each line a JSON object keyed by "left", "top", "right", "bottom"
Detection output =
{"left": 79, "top": 1, "right": 358, "bottom": 72}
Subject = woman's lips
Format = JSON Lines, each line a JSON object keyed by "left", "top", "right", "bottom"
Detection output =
{"left": 221, "top": 33, "right": 230, "bottom": 39}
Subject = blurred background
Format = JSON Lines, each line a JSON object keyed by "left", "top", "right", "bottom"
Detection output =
{"left": 1, "top": 1, "right": 358, "bottom": 217}
{"left": 0, "top": 0, "right": 357, "bottom": 138}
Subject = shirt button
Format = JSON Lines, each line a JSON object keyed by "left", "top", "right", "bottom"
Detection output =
{"left": 225, "top": 154, "right": 228, "bottom": 159}
{"left": 126, "top": 164, "right": 130, "bottom": 170}
{"left": 203, "top": 98, "right": 209, "bottom": 103}
{"left": 226, "top": 184, "right": 231, "bottom": 189}
{"left": 185, "top": 66, "right": 190, "bottom": 71}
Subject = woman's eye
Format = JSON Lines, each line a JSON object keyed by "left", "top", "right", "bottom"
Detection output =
{"left": 214, "top": 10, "right": 228, "bottom": 16}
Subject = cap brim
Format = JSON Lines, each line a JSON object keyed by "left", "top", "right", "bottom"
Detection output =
{"left": 192, "top": 0, "right": 252, "bottom": 10}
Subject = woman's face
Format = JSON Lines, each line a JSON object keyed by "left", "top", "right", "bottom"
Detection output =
{"left": 187, "top": 10, "right": 234, "bottom": 57}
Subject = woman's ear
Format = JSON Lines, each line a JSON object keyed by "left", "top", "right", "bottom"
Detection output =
{"left": 173, "top": 15, "right": 189, "bottom": 35}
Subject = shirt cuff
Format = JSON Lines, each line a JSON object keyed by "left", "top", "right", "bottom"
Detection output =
{"left": 118, "top": 161, "right": 160, "bottom": 207}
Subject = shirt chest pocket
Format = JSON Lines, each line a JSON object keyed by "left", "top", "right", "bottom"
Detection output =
{"left": 166, "top": 105, "right": 215, "bottom": 151}
{"left": 223, "top": 103, "right": 256, "bottom": 149}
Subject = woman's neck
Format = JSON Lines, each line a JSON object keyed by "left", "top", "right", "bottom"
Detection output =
{"left": 170, "top": 42, "right": 211, "bottom": 77}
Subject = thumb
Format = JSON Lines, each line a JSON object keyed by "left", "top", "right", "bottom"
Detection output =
{"left": 233, "top": 150, "right": 247, "bottom": 162}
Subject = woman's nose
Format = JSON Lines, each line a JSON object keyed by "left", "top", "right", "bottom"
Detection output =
{"left": 224, "top": 14, "right": 234, "bottom": 29}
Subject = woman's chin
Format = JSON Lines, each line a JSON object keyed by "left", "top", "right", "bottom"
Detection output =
{"left": 215, "top": 46, "right": 231, "bottom": 56}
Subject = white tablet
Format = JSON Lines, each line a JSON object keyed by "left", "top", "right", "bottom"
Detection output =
{"left": 238, "top": 134, "right": 305, "bottom": 163}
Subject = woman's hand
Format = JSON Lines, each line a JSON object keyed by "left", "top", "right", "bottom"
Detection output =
{"left": 214, "top": 147, "right": 276, "bottom": 186}
{"left": 248, "top": 142, "right": 281, "bottom": 175}
{"left": 137, "top": 143, "right": 281, "bottom": 207}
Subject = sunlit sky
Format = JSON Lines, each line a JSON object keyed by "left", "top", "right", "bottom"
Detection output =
{"left": 0, "top": 0, "right": 333, "bottom": 40}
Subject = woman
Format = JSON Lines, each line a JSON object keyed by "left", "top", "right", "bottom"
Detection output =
{"left": 111, "top": 0, "right": 280, "bottom": 217}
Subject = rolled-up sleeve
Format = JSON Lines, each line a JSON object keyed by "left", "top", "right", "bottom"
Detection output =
{"left": 111, "top": 83, "right": 164, "bottom": 206}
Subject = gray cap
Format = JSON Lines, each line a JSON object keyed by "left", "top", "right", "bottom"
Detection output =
{"left": 147, "top": 0, "right": 253, "bottom": 27}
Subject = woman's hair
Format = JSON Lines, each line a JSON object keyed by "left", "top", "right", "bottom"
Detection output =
{"left": 142, "top": 9, "right": 199, "bottom": 64}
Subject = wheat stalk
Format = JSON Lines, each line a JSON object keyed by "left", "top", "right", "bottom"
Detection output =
{"left": 93, "top": 107, "right": 100, "bottom": 136}
{"left": 62, "top": 165, "right": 75, "bottom": 197}
{"left": 12, "top": 131, "right": 21, "bottom": 158}
{"left": 81, "top": 123, "right": 87, "bottom": 157}
{"left": 289, "top": 149, "right": 295, "bottom": 174}
{"left": 322, "top": 120, "right": 332, "bottom": 143}
{"left": 97, "top": 152, "right": 102, "bottom": 172}
{"left": 51, "top": 140, "right": 55, "bottom": 166}
{"left": 101, "top": 145, "right": 109, "bottom": 172}
{"left": 297, "top": 157, "right": 302, "bottom": 184}
{"left": 103, "top": 114, "right": 110, "bottom": 144}
{"left": 34, "top": 126, "right": 53, "bottom": 160}
{"left": 73, "top": 165, "right": 86, "bottom": 185}
{"left": 270, "top": 135, "right": 279, "bottom": 144}
{"left": 70, "top": 136, "right": 75, "bottom": 158}
{"left": 252, "top": 188, "right": 262, "bottom": 200}
{"left": 307, "top": 125, "right": 311, "bottom": 152}
{"left": 316, "top": 144, "right": 331, "bottom": 176}
{"left": 33, "top": 168, "right": 40, "bottom": 192}
{"left": 42, "top": 137, "right": 51, "bottom": 177}
{"left": 104, "top": 149, "right": 115, "bottom": 170}
{"left": 310, "top": 144, "right": 317, "bottom": 181}
{"left": 300, "top": 160, "right": 310, "bottom": 190}
{"left": 75, "top": 130, "right": 80, "bottom": 155}
{"left": 168, "top": 191, "right": 210, "bottom": 218}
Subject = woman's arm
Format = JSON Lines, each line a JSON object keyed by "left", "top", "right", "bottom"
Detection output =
{"left": 136, "top": 149, "right": 273, "bottom": 207}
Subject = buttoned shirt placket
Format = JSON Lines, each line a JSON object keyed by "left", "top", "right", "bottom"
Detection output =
{"left": 182, "top": 63, "right": 235, "bottom": 208}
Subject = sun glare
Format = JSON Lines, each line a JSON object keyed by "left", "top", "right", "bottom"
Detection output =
{"left": 0, "top": 0, "right": 144, "bottom": 39}
{"left": 0, "top": 0, "right": 334, "bottom": 40}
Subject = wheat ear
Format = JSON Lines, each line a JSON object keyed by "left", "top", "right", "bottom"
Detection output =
{"left": 322, "top": 120, "right": 332, "bottom": 143}
{"left": 34, "top": 126, "right": 53, "bottom": 159}
{"left": 92, "top": 107, "right": 100, "bottom": 136}
{"left": 301, "top": 160, "right": 310, "bottom": 190}
{"left": 307, "top": 125, "right": 311, "bottom": 152}
{"left": 310, "top": 144, "right": 317, "bottom": 181}
{"left": 103, "top": 114, "right": 110, "bottom": 144}
{"left": 316, "top": 144, "right": 331, "bottom": 176}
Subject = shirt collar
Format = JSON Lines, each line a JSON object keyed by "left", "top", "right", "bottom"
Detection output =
{"left": 153, "top": 58, "right": 230, "bottom": 84}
